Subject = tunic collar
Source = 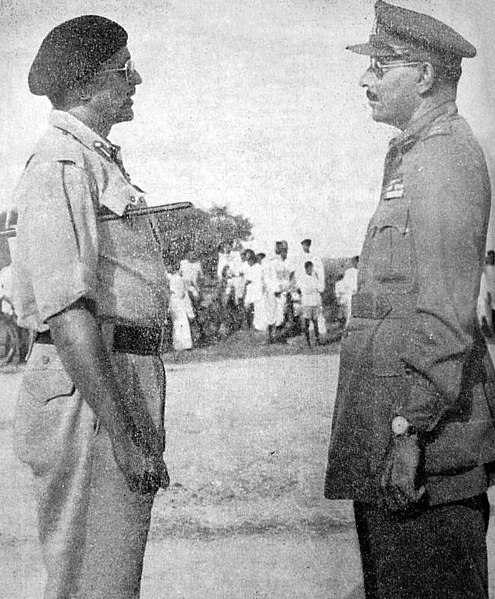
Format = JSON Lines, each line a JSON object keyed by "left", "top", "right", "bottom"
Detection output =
{"left": 389, "top": 101, "right": 458, "bottom": 153}
{"left": 49, "top": 110, "right": 121, "bottom": 159}
{"left": 49, "top": 109, "right": 133, "bottom": 184}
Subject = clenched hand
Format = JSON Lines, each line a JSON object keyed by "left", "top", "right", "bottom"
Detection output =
{"left": 380, "top": 434, "right": 426, "bottom": 512}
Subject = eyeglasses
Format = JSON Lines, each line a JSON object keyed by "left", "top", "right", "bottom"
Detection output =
{"left": 368, "top": 57, "right": 422, "bottom": 80}
{"left": 100, "top": 59, "right": 137, "bottom": 83}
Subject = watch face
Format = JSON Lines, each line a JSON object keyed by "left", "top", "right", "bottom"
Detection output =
{"left": 391, "top": 416, "right": 410, "bottom": 435}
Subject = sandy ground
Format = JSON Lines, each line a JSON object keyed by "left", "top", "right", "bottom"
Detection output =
{"left": 2, "top": 349, "right": 495, "bottom": 599}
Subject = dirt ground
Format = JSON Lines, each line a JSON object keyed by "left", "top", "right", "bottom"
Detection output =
{"left": 2, "top": 343, "right": 495, "bottom": 598}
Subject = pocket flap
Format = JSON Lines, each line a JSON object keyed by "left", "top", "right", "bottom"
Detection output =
{"left": 22, "top": 348, "right": 75, "bottom": 404}
{"left": 373, "top": 199, "right": 410, "bottom": 235}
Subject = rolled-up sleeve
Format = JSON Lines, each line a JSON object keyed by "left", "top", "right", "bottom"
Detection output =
{"left": 20, "top": 160, "right": 99, "bottom": 322}
{"left": 399, "top": 135, "right": 490, "bottom": 431}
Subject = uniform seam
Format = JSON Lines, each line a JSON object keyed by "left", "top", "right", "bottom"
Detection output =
{"left": 60, "top": 162, "right": 82, "bottom": 258}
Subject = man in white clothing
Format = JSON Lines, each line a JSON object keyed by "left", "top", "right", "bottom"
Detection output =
{"left": 266, "top": 240, "right": 293, "bottom": 343}
{"left": 299, "top": 260, "right": 325, "bottom": 347}
{"left": 335, "top": 255, "right": 359, "bottom": 326}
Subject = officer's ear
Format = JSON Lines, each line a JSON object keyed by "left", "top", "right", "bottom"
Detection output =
{"left": 416, "top": 62, "right": 435, "bottom": 95}
{"left": 76, "top": 78, "right": 98, "bottom": 103}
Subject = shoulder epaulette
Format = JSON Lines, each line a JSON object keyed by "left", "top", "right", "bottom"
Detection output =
{"left": 421, "top": 121, "right": 453, "bottom": 141}
{"left": 30, "top": 127, "right": 86, "bottom": 169}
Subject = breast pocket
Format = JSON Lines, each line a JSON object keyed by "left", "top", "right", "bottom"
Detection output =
{"left": 14, "top": 346, "right": 79, "bottom": 475}
{"left": 20, "top": 346, "right": 75, "bottom": 405}
{"left": 369, "top": 198, "right": 414, "bottom": 290}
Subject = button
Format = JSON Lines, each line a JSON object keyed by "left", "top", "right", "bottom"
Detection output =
{"left": 41, "top": 355, "right": 50, "bottom": 365}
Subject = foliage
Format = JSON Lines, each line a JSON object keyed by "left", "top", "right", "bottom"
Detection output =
{"left": 155, "top": 204, "right": 252, "bottom": 275}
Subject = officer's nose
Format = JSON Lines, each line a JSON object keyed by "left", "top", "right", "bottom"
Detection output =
{"left": 359, "top": 67, "right": 375, "bottom": 87}
{"left": 131, "top": 69, "right": 143, "bottom": 86}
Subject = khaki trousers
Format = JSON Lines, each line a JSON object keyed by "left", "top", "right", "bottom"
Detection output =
{"left": 14, "top": 343, "right": 166, "bottom": 599}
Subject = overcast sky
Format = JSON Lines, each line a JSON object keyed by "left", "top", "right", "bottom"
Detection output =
{"left": 1, "top": 0, "right": 494, "bottom": 257}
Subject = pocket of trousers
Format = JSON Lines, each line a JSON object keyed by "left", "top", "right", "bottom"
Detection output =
{"left": 14, "top": 367, "right": 77, "bottom": 475}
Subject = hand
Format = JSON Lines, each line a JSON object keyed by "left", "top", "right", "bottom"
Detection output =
{"left": 148, "top": 451, "right": 170, "bottom": 491}
{"left": 112, "top": 436, "right": 169, "bottom": 495}
{"left": 379, "top": 434, "right": 426, "bottom": 512}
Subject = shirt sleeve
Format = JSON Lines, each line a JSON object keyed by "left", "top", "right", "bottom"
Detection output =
{"left": 399, "top": 135, "right": 490, "bottom": 431}
{"left": 21, "top": 161, "right": 99, "bottom": 322}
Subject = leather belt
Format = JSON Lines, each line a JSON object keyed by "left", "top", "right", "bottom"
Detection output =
{"left": 112, "top": 323, "right": 171, "bottom": 355}
{"left": 351, "top": 292, "right": 417, "bottom": 320}
{"left": 35, "top": 324, "right": 171, "bottom": 355}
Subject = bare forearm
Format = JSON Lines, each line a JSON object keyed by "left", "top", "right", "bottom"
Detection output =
{"left": 48, "top": 303, "right": 131, "bottom": 442}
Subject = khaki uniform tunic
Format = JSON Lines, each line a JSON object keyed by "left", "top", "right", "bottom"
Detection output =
{"left": 325, "top": 102, "right": 495, "bottom": 506}
{"left": 12, "top": 110, "right": 168, "bottom": 599}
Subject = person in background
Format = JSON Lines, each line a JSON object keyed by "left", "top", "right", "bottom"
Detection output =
{"left": 296, "top": 238, "right": 324, "bottom": 282}
{"left": 298, "top": 260, "right": 324, "bottom": 347}
{"left": 324, "top": 2, "right": 495, "bottom": 598}
{"left": 11, "top": 16, "right": 169, "bottom": 598}
{"left": 231, "top": 242, "right": 247, "bottom": 330}
{"left": 335, "top": 255, "right": 359, "bottom": 327}
{"left": 180, "top": 249, "right": 203, "bottom": 305}
{"left": 216, "top": 241, "right": 233, "bottom": 281}
{"left": 254, "top": 252, "right": 269, "bottom": 331}
{"left": 242, "top": 249, "right": 264, "bottom": 330}
{"left": 217, "top": 241, "right": 245, "bottom": 331}
{"left": 0, "top": 265, "right": 13, "bottom": 315}
{"left": 296, "top": 238, "right": 327, "bottom": 341}
{"left": 484, "top": 250, "right": 495, "bottom": 333}
{"left": 265, "top": 240, "right": 293, "bottom": 343}
{"left": 477, "top": 262, "right": 492, "bottom": 337}
{"left": 167, "top": 262, "right": 193, "bottom": 351}
{"left": 179, "top": 249, "right": 204, "bottom": 340}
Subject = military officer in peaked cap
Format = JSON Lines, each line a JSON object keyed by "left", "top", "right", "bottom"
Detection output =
{"left": 324, "top": 2, "right": 495, "bottom": 597}
{"left": 11, "top": 16, "right": 170, "bottom": 598}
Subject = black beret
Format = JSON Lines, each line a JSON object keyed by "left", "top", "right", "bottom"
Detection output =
{"left": 347, "top": 1, "right": 476, "bottom": 68}
{"left": 29, "top": 15, "right": 128, "bottom": 97}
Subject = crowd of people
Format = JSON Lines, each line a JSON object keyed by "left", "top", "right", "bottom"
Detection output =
{"left": 166, "top": 237, "right": 340, "bottom": 351}
{"left": 0, "top": 238, "right": 359, "bottom": 363}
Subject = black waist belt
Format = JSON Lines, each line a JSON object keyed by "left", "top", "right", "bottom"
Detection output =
{"left": 351, "top": 292, "right": 417, "bottom": 320}
{"left": 35, "top": 324, "right": 171, "bottom": 356}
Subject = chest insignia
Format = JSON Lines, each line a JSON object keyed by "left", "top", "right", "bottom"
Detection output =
{"left": 382, "top": 178, "right": 404, "bottom": 201}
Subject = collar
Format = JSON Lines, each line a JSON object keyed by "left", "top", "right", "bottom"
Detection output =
{"left": 389, "top": 101, "right": 458, "bottom": 153}
{"left": 49, "top": 109, "right": 128, "bottom": 170}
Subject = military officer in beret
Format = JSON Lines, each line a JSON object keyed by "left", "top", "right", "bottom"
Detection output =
{"left": 11, "top": 16, "right": 169, "bottom": 598}
{"left": 324, "top": 2, "right": 495, "bottom": 597}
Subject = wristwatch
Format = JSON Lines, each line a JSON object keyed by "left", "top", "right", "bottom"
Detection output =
{"left": 391, "top": 415, "right": 417, "bottom": 437}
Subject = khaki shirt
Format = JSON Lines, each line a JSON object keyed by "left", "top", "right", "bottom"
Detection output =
{"left": 12, "top": 110, "right": 169, "bottom": 331}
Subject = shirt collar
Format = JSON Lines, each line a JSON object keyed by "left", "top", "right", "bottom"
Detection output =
{"left": 49, "top": 110, "right": 122, "bottom": 161}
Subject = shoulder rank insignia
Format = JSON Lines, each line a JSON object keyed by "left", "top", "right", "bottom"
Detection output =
{"left": 382, "top": 177, "right": 404, "bottom": 201}
{"left": 422, "top": 122, "right": 452, "bottom": 140}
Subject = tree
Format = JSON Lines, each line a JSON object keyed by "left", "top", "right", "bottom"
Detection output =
{"left": 154, "top": 204, "right": 252, "bottom": 276}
